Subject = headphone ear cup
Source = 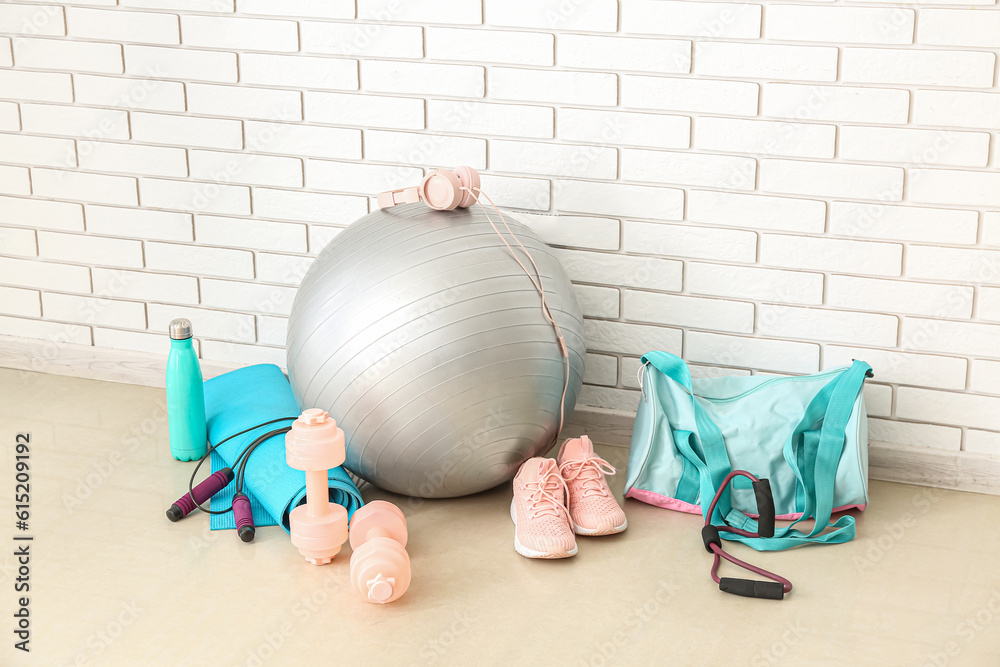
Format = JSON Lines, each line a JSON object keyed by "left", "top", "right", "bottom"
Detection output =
{"left": 453, "top": 166, "right": 480, "bottom": 208}
{"left": 419, "top": 170, "right": 462, "bottom": 210}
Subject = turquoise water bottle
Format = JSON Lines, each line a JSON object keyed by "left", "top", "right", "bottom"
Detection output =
{"left": 166, "top": 318, "right": 207, "bottom": 461}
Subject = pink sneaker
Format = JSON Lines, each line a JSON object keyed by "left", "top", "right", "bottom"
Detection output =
{"left": 557, "top": 436, "right": 628, "bottom": 536}
{"left": 510, "top": 457, "right": 578, "bottom": 559}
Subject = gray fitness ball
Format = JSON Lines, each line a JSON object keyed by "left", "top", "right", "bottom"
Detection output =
{"left": 286, "top": 203, "right": 586, "bottom": 498}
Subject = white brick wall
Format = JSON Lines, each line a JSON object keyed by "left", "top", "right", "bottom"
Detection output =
{"left": 0, "top": 1, "right": 998, "bottom": 461}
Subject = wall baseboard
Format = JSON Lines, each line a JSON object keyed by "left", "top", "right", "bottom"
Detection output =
{"left": 2, "top": 333, "right": 997, "bottom": 496}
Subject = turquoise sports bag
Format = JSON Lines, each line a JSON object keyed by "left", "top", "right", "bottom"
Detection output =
{"left": 624, "top": 351, "right": 873, "bottom": 598}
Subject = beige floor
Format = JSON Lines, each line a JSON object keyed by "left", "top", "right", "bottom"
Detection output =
{"left": 1, "top": 367, "right": 999, "bottom": 666}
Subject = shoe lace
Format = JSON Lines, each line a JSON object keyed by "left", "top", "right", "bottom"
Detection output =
{"left": 523, "top": 467, "right": 571, "bottom": 521}
{"left": 559, "top": 456, "right": 617, "bottom": 498}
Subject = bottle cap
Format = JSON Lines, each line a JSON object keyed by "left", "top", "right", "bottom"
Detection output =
{"left": 169, "top": 318, "right": 193, "bottom": 340}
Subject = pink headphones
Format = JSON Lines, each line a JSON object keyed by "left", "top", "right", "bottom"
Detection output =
{"left": 377, "top": 166, "right": 481, "bottom": 211}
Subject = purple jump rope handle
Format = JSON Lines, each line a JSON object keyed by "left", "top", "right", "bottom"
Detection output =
{"left": 232, "top": 493, "right": 255, "bottom": 542}
{"left": 166, "top": 467, "right": 234, "bottom": 521}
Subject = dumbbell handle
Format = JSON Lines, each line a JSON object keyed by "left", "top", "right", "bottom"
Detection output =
{"left": 304, "top": 469, "right": 331, "bottom": 517}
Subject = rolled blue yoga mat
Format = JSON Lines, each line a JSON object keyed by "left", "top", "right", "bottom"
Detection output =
{"left": 203, "top": 363, "right": 363, "bottom": 532}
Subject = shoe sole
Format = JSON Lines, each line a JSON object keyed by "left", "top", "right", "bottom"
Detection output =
{"left": 573, "top": 517, "right": 628, "bottom": 536}
{"left": 509, "top": 500, "right": 577, "bottom": 559}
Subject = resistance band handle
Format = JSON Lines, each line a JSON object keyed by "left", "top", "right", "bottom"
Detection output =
{"left": 719, "top": 578, "right": 785, "bottom": 600}
{"left": 166, "top": 467, "right": 234, "bottom": 521}
{"left": 702, "top": 525, "right": 722, "bottom": 553}
{"left": 232, "top": 493, "right": 255, "bottom": 543}
{"left": 752, "top": 478, "right": 776, "bottom": 538}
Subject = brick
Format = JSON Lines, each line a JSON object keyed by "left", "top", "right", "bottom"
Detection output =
{"left": 970, "top": 359, "right": 1000, "bottom": 394}
{"left": 477, "top": 174, "right": 550, "bottom": 210}
{"left": 913, "top": 90, "right": 1000, "bottom": 130}
{"left": 622, "top": 75, "right": 758, "bottom": 116}
{"left": 39, "top": 230, "right": 143, "bottom": 268}
{"left": 74, "top": 73, "right": 185, "bottom": 112}
{"left": 12, "top": 37, "right": 121, "bottom": 73}
{"left": 559, "top": 109, "right": 688, "bottom": 150}
{"left": 624, "top": 222, "right": 755, "bottom": 263}
{"left": 515, "top": 214, "right": 619, "bottom": 251}
{"left": 87, "top": 205, "right": 191, "bottom": 242}
{"left": 901, "top": 318, "right": 1000, "bottom": 358}
{"left": 982, "top": 287, "right": 1000, "bottom": 322}
{"left": 763, "top": 83, "right": 909, "bottom": 124}
{"left": 556, "top": 181, "right": 683, "bottom": 221}
{"left": 253, "top": 188, "right": 368, "bottom": 225}
{"left": 0, "top": 166, "right": 30, "bottom": 196}
{"left": 688, "top": 191, "right": 825, "bottom": 233}
{"left": 301, "top": 22, "right": 422, "bottom": 58}
{"left": 0, "top": 70, "right": 71, "bottom": 103}
{"left": 622, "top": 148, "right": 755, "bottom": 190}
{"left": 257, "top": 314, "right": 288, "bottom": 346}
{"left": 238, "top": 0, "right": 353, "bottom": 19}
{"left": 66, "top": 7, "right": 178, "bottom": 44}
{"left": 364, "top": 131, "right": 486, "bottom": 169}
{"left": 43, "top": 292, "right": 145, "bottom": 328}
{"left": 240, "top": 53, "right": 357, "bottom": 91}
{"left": 123, "top": 0, "right": 234, "bottom": 9}
{"left": 554, "top": 249, "right": 681, "bottom": 292}
{"left": 843, "top": 48, "right": 996, "bottom": 88}
{"left": 257, "top": 253, "right": 313, "bottom": 285}
{"left": 92, "top": 267, "right": 198, "bottom": 304}
{"left": 305, "top": 92, "right": 424, "bottom": 130}
{"left": 189, "top": 150, "right": 303, "bottom": 188}
{"left": 0, "top": 315, "right": 90, "bottom": 345}
{"left": 0, "top": 226, "right": 35, "bottom": 256}
{"left": 578, "top": 385, "right": 640, "bottom": 412}
{"left": 698, "top": 43, "right": 837, "bottom": 81}
{"left": 0, "top": 4, "right": 65, "bottom": 35}
{"left": 910, "top": 169, "right": 1000, "bottom": 207}
{"left": 306, "top": 160, "right": 422, "bottom": 194}
{"left": 429, "top": 100, "right": 552, "bottom": 140}
{"left": 696, "top": 117, "right": 835, "bottom": 159}
{"left": 759, "top": 159, "right": 903, "bottom": 200}
{"left": 428, "top": 27, "right": 551, "bottom": 66}
{"left": 827, "top": 346, "right": 967, "bottom": 391}
{"left": 359, "top": 0, "right": 480, "bottom": 23}
{"left": 0, "top": 134, "right": 67, "bottom": 169}
{"left": 0, "top": 195, "right": 83, "bottom": 231}
{"left": 196, "top": 215, "right": 306, "bottom": 253}
{"left": 146, "top": 242, "right": 253, "bottom": 279}
{"left": 907, "top": 246, "right": 1000, "bottom": 285}
{"left": 829, "top": 202, "right": 979, "bottom": 245}
{"left": 986, "top": 213, "right": 1000, "bottom": 248}
{"left": 760, "top": 305, "right": 897, "bottom": 346}
{"left": 147, "top": 304, "right": 255, "bottom": 343}
{"left": 867, "top": 419, "right": 961, "bottom": 451}
{"left": 760, "top": 234, "right": 902, "bottom": 276}
{"left": 140, "top": 178, "right": 249, "bottom": 216}
{"left": 491, "top": 68, "right": 616, "bottom": 107}
{"left": 828, "top": 275, "right": 973, "bottom": 319}
{"left": 897, "top": 387, "right": 1000, "bottom": 431}
{"left": 0, "top": 102, "right": 18, "bottom": 131}
{"left": 627, "top": 291, "right": 754, "bottom": 334}
{"left": 79, "top": 141, "right": 187, "bottom": 178}
{"left": 130, "top": 112, "right": 243, "bottom": 150}
{"left": 125, "top": 45, "right": 237, "bottom": 83}
{"left": 584, "top": 353, "right": 618, "bottom": 386}
{"left": 33, "top": 168, "right": 137, "bottom": 206}
{"left": 687, "top": 263, "right": 823, "bottom": 305}
{"left": 843, "top": 126, "right": 989, "bottom": 168}
{"left": 21, "top": 103, "right": 128, "bottom": 140}
{"left": 865, "top": 384, "right": 893, "bottom": 418}
{"left": 687, "top": 331, "right": 819, "bottom": 374}
{"left": 188, "top": 83, "right": 301, "bottom": 122}
{"left": 201, "top": 278, "right": 297, "bottom": 317}
{"left": 309, "top": 228, "right": 348, "bottom": 255}
{"left": 202, "top": 340, "right": 286, "bottom": 366}
{"left": 622, "top": 1, "right": 760, "bottom": 38}
{"left": 586, "top": 320, "right": 681, "bottom": 356}
{"left": 245, "top": 121, "right": 362, "bottom": 159}
{"left": 486, "top": 0, "right": 617, "bottom": 32}
{"left": 559, "top": 34, "right": 689, "bottom": 74}
{"left": 362, "top": 61, "right": 483, "bottom": 98}
{"left": 575, "top": 285, "right": 619, "bottom": 318}
{"left": 492, "top": 140, "right": 616, "bottom": 180}
{"left": 0, "top": 286, "right": 40, "bottom": 318}
{"left": 966, "top": 430, "right": 1000, "bottom": 457}
{"left": 919, "top": 9, "right": 1000, "bottom": 48}
{"left": 182, "top": 15, "right": 297, "bottom": 51}
{"left": 767, "top": 6, "right": 914, "bottom": 45}
{"left": 94, "top": 327, "right": 190, "bottom": 355}
{"left": 0, "top": 256, "right": 89, "bottom": 292}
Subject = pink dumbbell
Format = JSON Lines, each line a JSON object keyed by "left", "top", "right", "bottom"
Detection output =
{"left": 349, "top": 501, "right": 411, "bottom": 604}
{"left": 285, "top": 408, "right": 349, "bottom": 565}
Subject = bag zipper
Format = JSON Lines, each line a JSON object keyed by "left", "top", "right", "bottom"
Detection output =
{"left": 692, "top": 368, "right": 845, "bottom": 404}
